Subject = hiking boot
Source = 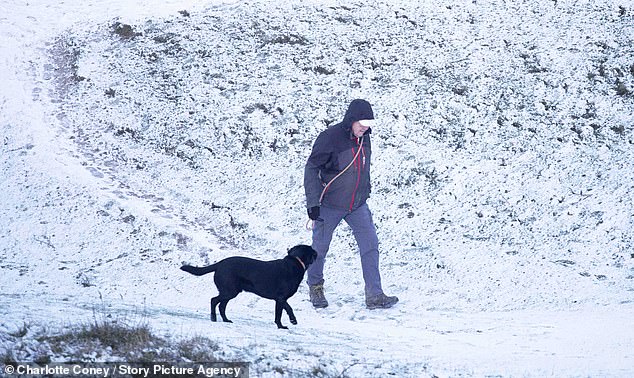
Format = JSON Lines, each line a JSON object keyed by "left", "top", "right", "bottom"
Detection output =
{"left": 365, "top": 293, "right": 399, "bottom": 309}
{"left": 309, "top": 281, "right": 329, "bottom": 308}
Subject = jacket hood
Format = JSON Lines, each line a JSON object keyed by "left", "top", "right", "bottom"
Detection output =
{"left": 342, "top": 99, "right": 374, "bottom": 129}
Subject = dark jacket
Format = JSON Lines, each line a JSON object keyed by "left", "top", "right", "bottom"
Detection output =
{"left": 304, "top": 99, "right": 374, "bottom": 212}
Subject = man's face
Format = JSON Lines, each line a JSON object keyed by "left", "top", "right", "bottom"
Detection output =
{"left": 351, "top": 121, "right": 370, "bottom": 138}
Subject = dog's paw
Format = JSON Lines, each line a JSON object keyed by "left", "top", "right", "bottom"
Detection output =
{"left": 290, "top": 318, "right": 298, "bottom": 325}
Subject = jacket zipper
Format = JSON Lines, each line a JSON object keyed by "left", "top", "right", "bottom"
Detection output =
{"left": 349, "top": 138, "right": 363, "bottom": 211}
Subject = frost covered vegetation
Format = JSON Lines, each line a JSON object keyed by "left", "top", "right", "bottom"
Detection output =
{"left": 2, "top": 309, "right": 240, "bottom": 377}
{"left": 51, "top": 0, "right": 633, "bottom": 309}
{"left": 3, "top": 318, "right": 220, "bottom": 367}
{"left": 2, "top": 0, "right": 634, "bottom": 376}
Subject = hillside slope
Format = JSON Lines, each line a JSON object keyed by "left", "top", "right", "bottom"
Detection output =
{"left": 37, "top": 0, "right": 634, "bottom": 309}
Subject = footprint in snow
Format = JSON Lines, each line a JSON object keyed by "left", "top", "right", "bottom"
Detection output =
{"left": 87, "top": 166, "right": 104, "bottom": 178}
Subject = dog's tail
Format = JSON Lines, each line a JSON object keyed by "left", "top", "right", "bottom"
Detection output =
{"left": 180, "top": 263, "right": 217, "bottom": 276}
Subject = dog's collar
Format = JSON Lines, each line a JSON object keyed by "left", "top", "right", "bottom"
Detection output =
{"left": 293, "top": 256, "right": 306, "bottom": 271}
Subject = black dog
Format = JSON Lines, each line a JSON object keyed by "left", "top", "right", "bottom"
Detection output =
{"left": 181, "top": 245, "right": 317, "bottom": 329}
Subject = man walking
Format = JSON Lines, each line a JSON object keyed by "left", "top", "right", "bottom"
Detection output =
{"left": 304, "top": 99, "right": 399, "bottom": 310}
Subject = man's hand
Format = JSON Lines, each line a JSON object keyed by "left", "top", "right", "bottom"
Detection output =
{"left": 307, "top": 206, "right": 320, "bottom": 221}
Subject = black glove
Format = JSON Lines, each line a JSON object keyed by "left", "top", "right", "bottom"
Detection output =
{"left": 307, "top": 206, "right": 320, "bottom": 221}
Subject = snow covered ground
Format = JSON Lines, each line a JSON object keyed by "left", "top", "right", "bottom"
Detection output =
{"left": 1, "top": 0, "right": 633, "bottom": 376}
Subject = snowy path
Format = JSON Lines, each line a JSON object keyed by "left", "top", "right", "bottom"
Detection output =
{"left": 2, "top": 293, "right": 633, "bottom": 376}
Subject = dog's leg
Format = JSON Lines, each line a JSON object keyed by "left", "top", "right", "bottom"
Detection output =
{"left": 282, "top": 301, "right": 297, "bottom": 325}
{"left": 274, "top": 300, "right": 288, "bottom": 329}
{"left": 218, "top": 300, "right": 233, "bottom": 323}
{"left": 210, "top": 297, "right": 220, "bottom": 322}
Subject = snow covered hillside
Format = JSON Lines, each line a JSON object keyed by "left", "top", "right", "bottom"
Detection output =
{"left": 1, "top": 0, "right": 633, "bottom": 376}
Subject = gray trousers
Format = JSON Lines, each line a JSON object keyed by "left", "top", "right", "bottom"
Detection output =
{"left": 307, "top": 203, "right": 383, "bottom": 297}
